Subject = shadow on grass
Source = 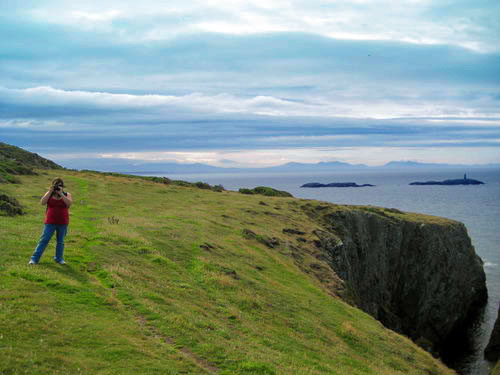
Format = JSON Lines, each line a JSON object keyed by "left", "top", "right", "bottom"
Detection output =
{"left": 45, "top": 262, "right": 93, "bottom": 285}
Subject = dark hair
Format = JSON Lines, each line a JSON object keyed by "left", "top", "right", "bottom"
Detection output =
{"left": 51, "top": 177, "right": 65, "bottom": 188}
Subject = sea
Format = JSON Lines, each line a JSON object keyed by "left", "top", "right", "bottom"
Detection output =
{"left": 138, "top": 168, "right": 500, "bottom": 375}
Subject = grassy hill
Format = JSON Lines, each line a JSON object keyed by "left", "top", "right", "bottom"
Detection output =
{"left": 0, "top": 169, "right": 455, "bottom": 375}
{"left": 0, "top": 142, "right": 61, "bottom": 183}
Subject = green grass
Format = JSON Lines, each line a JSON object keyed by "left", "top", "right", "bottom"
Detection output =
{"left": 0, "top": 170, "right": 455, "bottom": 374}
{"left": 492, "top": 360, "right": 500, "bottom": 375}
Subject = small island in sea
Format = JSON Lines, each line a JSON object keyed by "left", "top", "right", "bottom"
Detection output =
{"left": 409, "top": 174, "right": 484, "bottom": 186}
{"left": 301, "top": 182, "right": 375, "bottom": 188}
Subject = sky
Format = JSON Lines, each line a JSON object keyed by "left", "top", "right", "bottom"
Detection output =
{"left": 1, "top": 0, "right": 500, "bottom": 167}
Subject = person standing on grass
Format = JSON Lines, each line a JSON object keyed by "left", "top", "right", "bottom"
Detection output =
{"left": 29, "top": 177, "right": 73, "bottom": 265}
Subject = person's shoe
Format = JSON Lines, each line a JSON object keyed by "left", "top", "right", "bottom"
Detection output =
{"left": 53, "top": 257, "right": 66, "bottom": 265}
{"left": 28, "top": 259, "right": 37, "bottom": 265}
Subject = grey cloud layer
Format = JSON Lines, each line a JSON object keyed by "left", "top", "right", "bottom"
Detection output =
{"left": 3, "top": 96, "right": 500, "bottom": 154}
{"left": 1, "top": 1, "right": 500, "bottom": 164}
{"left": 3, "top": 24, "right": 500, "bottom": 90}
{"left": 7, "top": 0, "right": 499, "bottom": 51}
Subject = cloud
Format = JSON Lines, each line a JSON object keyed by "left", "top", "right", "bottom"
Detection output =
{"left": 0, "top": 86, "right": 308, "bottom": 117}
{"left": 1, "top": 85, "right": 500, "bottom": 155}
{"left": 9, "top": 0, "right": 498, "bottom": 52}
{"left": 0, "top": 119, "right": 65, "bottom": 129}
{"left": 1, "top": 85, "right": 499, "bottom": 125}
{"left": 2, "top": 25, "right": 499, "bottom": 109}
{"left": 2, "top": 85, "right": 500, "bottom": 158}
{"left": 1, "top": 1, "right": 499, "bottom": 165}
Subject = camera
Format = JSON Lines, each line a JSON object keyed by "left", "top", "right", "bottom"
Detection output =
{"left": 53, "top": 184, "right": 62, "bottom": 192}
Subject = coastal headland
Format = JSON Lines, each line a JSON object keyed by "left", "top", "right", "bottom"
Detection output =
{"left": 0, "top": 142, "right": 489, "bottom": 374}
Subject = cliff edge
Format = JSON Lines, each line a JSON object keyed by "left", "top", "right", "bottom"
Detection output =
{"left": 303, "top": 203, "right": 488, "bottom": 354}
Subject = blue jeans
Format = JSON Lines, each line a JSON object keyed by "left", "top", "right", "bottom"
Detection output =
{"left": 31, "top": 224, "right": 68, "bottom": 263}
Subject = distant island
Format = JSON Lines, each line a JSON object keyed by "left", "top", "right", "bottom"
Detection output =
{"left": 410, "top": 174, "right": 484, "bottom": 186}
{"left": 301, "top": 182, "right": 375, "bottom": 188}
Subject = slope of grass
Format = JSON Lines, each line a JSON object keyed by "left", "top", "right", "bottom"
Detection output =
{"left": 0, "top": 170, "right": 455, "bottom": 375}
{"left": 0, "top": 142, "right": 61, "bottom": 169}
{"left": 0, "top": 142, "right": 62, "bottom": 183}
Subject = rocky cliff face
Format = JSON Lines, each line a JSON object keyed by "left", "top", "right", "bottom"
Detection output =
{"left": 303, "top": 203, "right": 488, "bottom": 354}
{"left": 485, "top": 303, "right": 500, "bottom": 362}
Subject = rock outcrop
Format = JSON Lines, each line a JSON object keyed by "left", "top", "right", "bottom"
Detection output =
{"left": 485, "top": 303, "right": 500, "bottom": 362}
{"left": 303, "top": 203, "right": 488, "bottom": 354}
{"left": 409, "top": 178, "right": 484, "bottom": 186}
